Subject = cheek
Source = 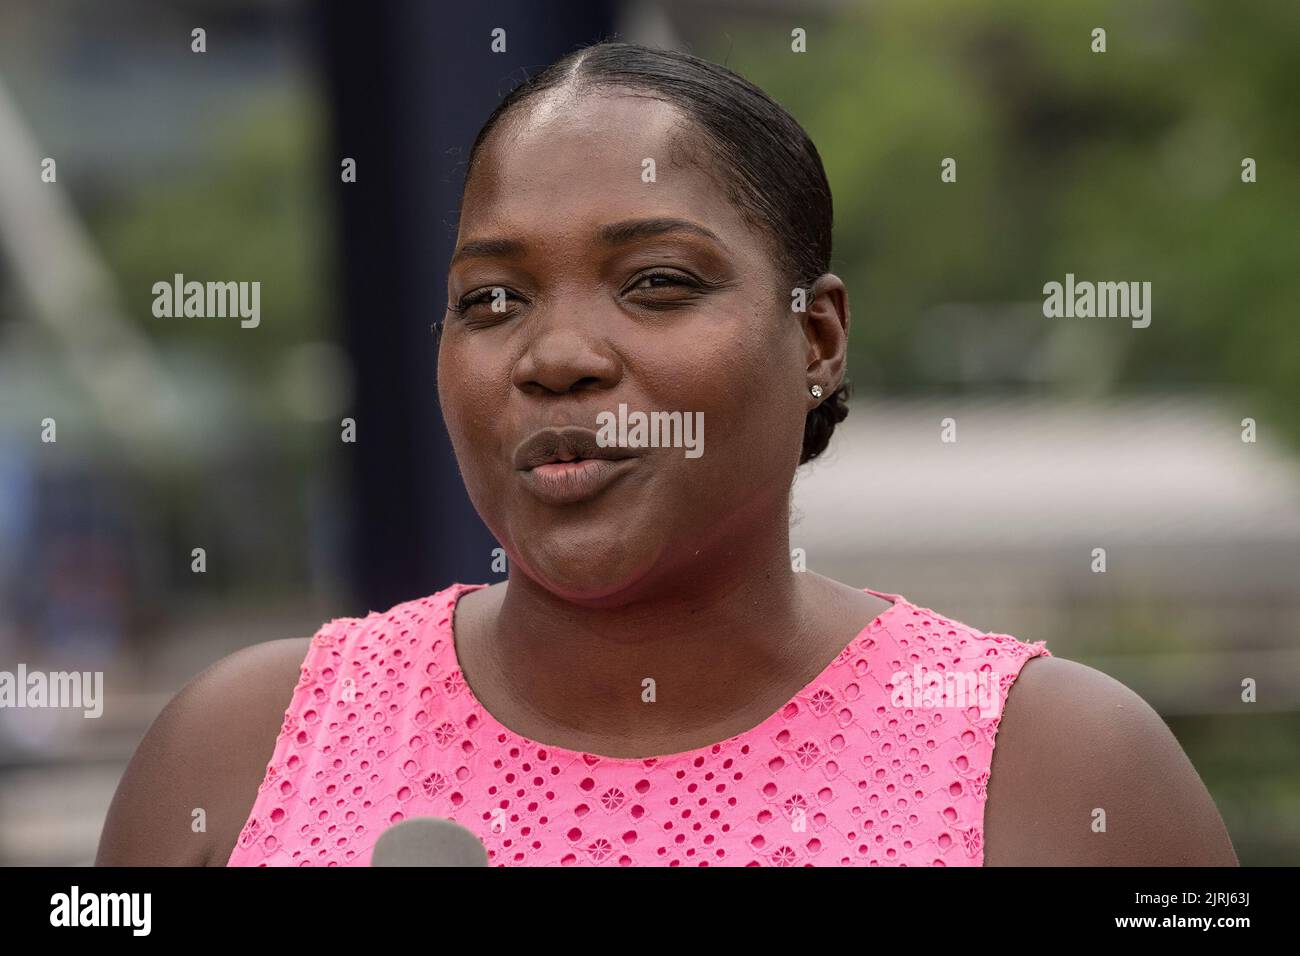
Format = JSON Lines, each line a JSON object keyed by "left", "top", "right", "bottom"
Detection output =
{"left": 638, "top": 301, "right": 805, "bottom": 476}
{"left": 435, "top": 342, "right": 465, "bottom": 440}
{"left": 438, "top": 335, "right": 508, "bottom": 476}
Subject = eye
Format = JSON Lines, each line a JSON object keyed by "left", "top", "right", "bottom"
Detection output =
{"left": 631, "top": 271, "right": 696, "bottom": 290}
{"left": 623, "top": 270, "right": 706, "bottom": 306}
{"left": 449, "top": 286, "right": 524, "bottom": 321}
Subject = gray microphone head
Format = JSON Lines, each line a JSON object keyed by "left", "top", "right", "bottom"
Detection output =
{"left": 370, "top": 817, "right": 489, "bottom": 867}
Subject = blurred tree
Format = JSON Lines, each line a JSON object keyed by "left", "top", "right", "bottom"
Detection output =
{"left": 713, "top": 0, "right": 1300, "bottom": 447}
{"left": 90, "top": 89, "right": 328, "bottom": 379}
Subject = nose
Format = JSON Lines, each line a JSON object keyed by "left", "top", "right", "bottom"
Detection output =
{"left": 511, "top": 319, "right": 623, "bottom": 397}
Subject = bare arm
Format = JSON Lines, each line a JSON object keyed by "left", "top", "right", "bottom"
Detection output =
{"left": 95, "top": 637, "right": 309, "bottom": 866}
{"left": 984, "top": 655, "right": 1238, "bottom": 866}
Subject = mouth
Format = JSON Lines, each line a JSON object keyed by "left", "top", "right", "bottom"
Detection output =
{"left": 513, "top": 425, "right": 639, "bottom": 505}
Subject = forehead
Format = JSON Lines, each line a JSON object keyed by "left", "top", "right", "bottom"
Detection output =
{"left": 459, "top": 91, "right": 763, "bottom": 253}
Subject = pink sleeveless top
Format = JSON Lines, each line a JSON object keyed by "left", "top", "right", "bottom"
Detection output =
{"left": 227, "top": 582, "right": 1049, "bottom": 867}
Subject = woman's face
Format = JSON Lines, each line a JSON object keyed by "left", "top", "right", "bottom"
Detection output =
{"left": 439, "top": 91, "right": 820, "bottom": 602}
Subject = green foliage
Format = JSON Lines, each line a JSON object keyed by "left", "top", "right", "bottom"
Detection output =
{"left": 89, "top": 87, "right": 329, "bottom": 380}
{"left": 711, "top": 0, "right": 1300, "bottom": 445}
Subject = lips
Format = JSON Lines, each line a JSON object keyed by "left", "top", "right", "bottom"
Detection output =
{"left": 513, "top": 425, "right": 638, "bottom": 505}
{"left": 513, "top": 426, "right": 637, "bottom": 471}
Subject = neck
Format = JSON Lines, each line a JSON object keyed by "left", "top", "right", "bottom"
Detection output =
{"left": 460, "top": 506, "right": 842, "bottom": 757}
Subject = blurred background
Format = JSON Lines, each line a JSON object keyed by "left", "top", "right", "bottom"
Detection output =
{"left": 0, "top": 0, "right": 1296, "bottom": 865}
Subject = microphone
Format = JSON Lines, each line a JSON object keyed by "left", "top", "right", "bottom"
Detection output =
{"left": 370, "top": 817, "right": 490, "bottom": 867}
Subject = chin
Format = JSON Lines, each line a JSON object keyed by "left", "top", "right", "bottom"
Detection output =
{"left": 515, "top": 540, "right": 662, "bottom": 604}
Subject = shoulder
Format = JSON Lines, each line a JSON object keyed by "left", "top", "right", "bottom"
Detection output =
{"left": 96, "top": 636, "right": 311, "bottom": 866}
{"left": 983, "top": 654, "right": 1237, "bottom": 865}
{"left": 95, "top": 587, "right": 470, "bottom": 867}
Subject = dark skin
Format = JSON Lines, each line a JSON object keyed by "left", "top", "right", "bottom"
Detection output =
{"left": 96, "top": 91, "right": 1237, "bottom": 866}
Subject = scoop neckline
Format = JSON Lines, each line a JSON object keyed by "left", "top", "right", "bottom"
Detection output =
{"left": 443, "top": 580, "right": 910, "bottom": 766}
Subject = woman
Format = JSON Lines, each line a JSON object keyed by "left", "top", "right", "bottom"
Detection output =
{"left": 97, "top": 42, "right": 1237, "bottom": 867}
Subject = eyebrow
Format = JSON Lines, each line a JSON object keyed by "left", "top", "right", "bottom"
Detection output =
{"left": 451, "top": 217, "right": 726, "bottom": 265}
{"left": 597, "top": 217, "right": 726, "bottom": 248}
{"left": 451, "top": 236, "right": 527, "bottom": 264}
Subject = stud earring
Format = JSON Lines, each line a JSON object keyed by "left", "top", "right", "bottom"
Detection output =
{"left": 810, "top": 384, "right": 824, "bottom": 398}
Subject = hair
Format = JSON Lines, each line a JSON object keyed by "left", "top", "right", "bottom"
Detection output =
{"left": 460, "top": 41, "right": 849, "bottom": 465}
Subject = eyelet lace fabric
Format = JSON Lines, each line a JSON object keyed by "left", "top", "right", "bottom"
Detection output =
{"left": 227, "top": 582, "right": 1049, "bottom": 866}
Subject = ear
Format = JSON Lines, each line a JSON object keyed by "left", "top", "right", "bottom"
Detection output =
{"left": 799, "top": 273, "right": 849, "bottom": 405}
